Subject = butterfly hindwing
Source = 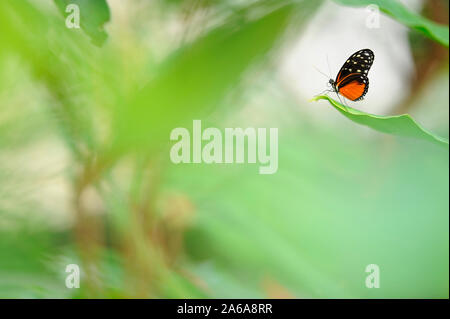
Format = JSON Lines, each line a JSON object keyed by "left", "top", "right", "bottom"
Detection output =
{"left": 338, "top": 74, "right": 369, "bottom": 101}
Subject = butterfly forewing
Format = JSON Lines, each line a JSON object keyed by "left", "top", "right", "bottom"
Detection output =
{"left": 335, "top": 49, "right": 374, "bottom": 84}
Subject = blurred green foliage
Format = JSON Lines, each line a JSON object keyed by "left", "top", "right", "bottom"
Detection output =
{"left": 335, "top": 0, "right": 449, "bottom": 46}
{"left": 0, "top": 0, "right": 448, "bottom": 299}
{"left": 113, "top": 2, "right": 298, "bottom": 153}
{"left": 54, "top": 0, "right": 110, "bottom": 46}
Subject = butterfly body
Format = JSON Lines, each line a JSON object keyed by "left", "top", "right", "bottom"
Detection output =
{"left": 330, "top": 49, "right": 374, "bottom": 101}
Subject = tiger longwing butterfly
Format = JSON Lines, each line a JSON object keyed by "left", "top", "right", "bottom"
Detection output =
{"left": 329, "top": 49, "right": 374, "bottom": 101}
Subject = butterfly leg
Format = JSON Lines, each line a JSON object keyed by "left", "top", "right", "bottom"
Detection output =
{"left": 315, "top": 88, "right": 333, "bottom": 97}
{"left": 342, "top": 97, "right": 350, "bottom": 109}
{"left": 334, "top": 91, "right": 349, "bottom": 111}
{"left": 334, "top": 91, "right": 344, "bottom": 105}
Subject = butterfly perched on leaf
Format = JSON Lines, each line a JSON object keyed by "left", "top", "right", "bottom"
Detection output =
{"left": 329, "top": 49, "right": 374, "bottom": 101}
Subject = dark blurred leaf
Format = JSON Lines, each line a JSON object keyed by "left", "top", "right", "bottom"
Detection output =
{"left": 312, "top": 95, "right": 449, "bottom": 148}
{"left": 334, "top": 0, "right": 449, "bottom": 47}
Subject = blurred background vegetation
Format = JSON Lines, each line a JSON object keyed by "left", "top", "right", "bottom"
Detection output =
{"left": 0, "top": 0, "right": 448, "bottom": 298}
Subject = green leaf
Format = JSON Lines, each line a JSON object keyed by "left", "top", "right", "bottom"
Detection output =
{"left": 334, "top": 0, "right": 449, "bottom": 47}
{"left": 54, "top": 0, "right": 110, "bottom": 46}
{"left": 312, "top": 95, "right": 449, "bottom": 148}
{"left": 112, "top": 3, "right": 300, "bottom": 152}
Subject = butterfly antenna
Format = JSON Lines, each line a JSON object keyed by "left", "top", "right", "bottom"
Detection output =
{"left": 313, "top": 65, "right": 330, "bottom": 79}
{"left": 326, "top": 54, "right": 332, "bottom": 79}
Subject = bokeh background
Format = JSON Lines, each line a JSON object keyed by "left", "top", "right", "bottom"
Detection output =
{"left": 0, "top": 0, "right": 448, "bottom": 298}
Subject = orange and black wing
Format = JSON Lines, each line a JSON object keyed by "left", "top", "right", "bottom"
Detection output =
{"left": 337, "top": 74, "right": 369, "bottom": 101}
{"left": 335, "top": 49, "right": 374, "bottom": 101}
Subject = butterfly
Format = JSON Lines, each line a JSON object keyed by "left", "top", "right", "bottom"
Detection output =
{"left": 329, "top": 49, "right": 374, "bottom": 101}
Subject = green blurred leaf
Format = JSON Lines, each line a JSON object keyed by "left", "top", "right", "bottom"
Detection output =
{"left": 334, "top": 0, "right": 449, "bottom": 46}
{"left": 54, "top": 0, "right": 110, "bottom": 46}
{"left": 312, "top": 95, "right": 449, "bottom": 148}
{"left": 0, "top": 228, "right": 71, "bottom": 298}
{"left": 113, "top": 3, "right": 298, "bottom": 152}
